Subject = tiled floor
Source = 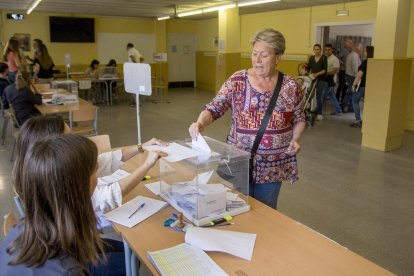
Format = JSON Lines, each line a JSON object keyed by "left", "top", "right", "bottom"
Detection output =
{"left": 1, "top": 88, "right": 413, "bottom": 275}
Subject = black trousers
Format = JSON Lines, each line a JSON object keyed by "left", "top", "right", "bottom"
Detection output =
{"left": 336, "top": 70, "right": 348, "bottom": 102}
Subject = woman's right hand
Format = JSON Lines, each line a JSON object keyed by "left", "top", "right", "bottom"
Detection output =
{"left": 144, "top": 150, "right": 168, "bottom": 168}
{"left": 189, "top": 122, "right": 205, "bottom": 140}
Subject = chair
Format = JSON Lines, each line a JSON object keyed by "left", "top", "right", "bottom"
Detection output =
{"left": 88, "top": 135, "right": 111, "bottom": 151}
{"left": 154, "top": 76, "right": 169, "bottom": 104}
{"left": 69, "top": 108, "right": 98, "bottom": 136}
{"left": 7, "top": 104, "right": 21, "bottom": 161}
{"left": 3, "top": 213, "right": 17, "bottom": 236}
{"left": 79, "top": 80, "right": 92, "bottom": 100}
{"left": 34, "top": 84, "right": 50, "bottom": 91}
{"left": 1, "top": 96, "right": 10, "bottom": 145}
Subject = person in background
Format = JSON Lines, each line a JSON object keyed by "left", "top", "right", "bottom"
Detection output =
{"left": 25, "top": 38, "right": 42, "bottom": 63}
{"left": 10, "top": 37, "right": 27, "bottom": 71}
{"left": 321, "top": 44, "right": 342, "bottom": 116}
{"left": 189, "top": 28, "right": 306, "bottom": 210}
{"left": 336, "top": 40, "right": 353, "bottom": 102}
{"left": 33, "top": 44, "right": 55, "bottom": 84}
{"left": 0, "top": 134, "right": 126, "bottom": 275}
{"left": 340, "top": 43, "right": 363, "bottom": 113}
{"left": 127, "top": 43, "right": 144, "bottom": 107}
{"left": 106, "top": 59, "right": 121, "bottom": 99}
{"left": 3, "top": 70, "right": 42, "bottom": 125}
{"left": 303, "top": 44, "right": 327, "bottom": 121}
{"left": 2, "top": 39, "right": 24, "bottom": 84}
{"left": 0, "top": 63, "right": 10, "bottom": 111}
{"left": 349, "top": 46, "right": 374, "bottom": 128}
{"left": 296, "top": 77, "right": 304, "bottom": 88}
{"left": 85, "top": 60, "right": 100, "bottom": 104}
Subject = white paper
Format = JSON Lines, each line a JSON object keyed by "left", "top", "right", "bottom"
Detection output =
{"left": 42, "top": 99, "right": 52, "bottom": 104}
{"left": 226, "top": 192, "right": 239, "bottom": 201}
{"left": 194, "top": 170, "right": 213, "bottom": 184}
{"left": 192, "top": 134, "right": 211, "bottom": 152}
{"left": 144, "top": 142, "right": 204, "bottom": 162}
{"left": 145, "top": 180, "right": 170, "bottom": 196}
{"left": 185, "top": 227, "right": 257, "bottom": 261}
{"left": 98, "top": 169, "right": 131, "bottom": 186}
{"left": 147, "top": 243, "right": 228, "bottom": 276}
{"left": 102, "top": 196, "right": 169, "bottom": 228}
{"left": 41, "top": 92, "right": 53, "bottom": 95}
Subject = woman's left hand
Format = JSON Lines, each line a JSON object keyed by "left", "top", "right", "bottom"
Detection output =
{"left": 351, "top": 85, "right": 356, "bottom": 92}
{"left": 143, "top": 138, "right": 168, "bottom": 148}
{"left": 287, "top": 139, "right": 301, "bottom": 155}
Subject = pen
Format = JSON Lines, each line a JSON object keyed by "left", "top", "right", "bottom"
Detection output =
{"left": 128, "top": 203, "right": 145, "bottom": 219}
{"left": 142, "top": 175, "right": 152, "bottom": 181}
{"left": 200, "top": 223, "right": 235, "bottom": 228}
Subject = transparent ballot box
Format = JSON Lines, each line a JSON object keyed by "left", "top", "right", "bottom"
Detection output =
{"left": 51, "top": 80, "right": 79, "bottom": 104}
{"left": 68, "top": 63, "right": 84, "bottom": 75}
{"left": 99, "top": 67, "right": 118, "bottom": 79}
{"left": 158, "top": 136, "right": 251, "bottom": 226}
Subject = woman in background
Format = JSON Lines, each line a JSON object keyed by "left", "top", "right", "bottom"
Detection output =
{"left": 2, "top": 39, "right": 24, "bottom": 84}
{"left": 85, "top": 60, "right": 100, "bottom": 104}
{"left": 33, "top": 44, "right": 55, "bottom": 84}
{"left": 106, "top": 59, "right": 121, "bottom": 99}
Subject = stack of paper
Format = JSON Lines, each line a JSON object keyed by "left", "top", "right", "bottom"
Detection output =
{"left": 98, "top": 169, "right": 130, "bottom": 186}
{"left": 60, "top": 94, "right": 79, "bottom": 103}
{"left": 147, "top": 243, "right": 228, "bottom": 276}
{"left": 226, "top": 196, "right": 248, "bottom": 211}
{"left": 102, "top": 196, "right": 169, "bottom": 228}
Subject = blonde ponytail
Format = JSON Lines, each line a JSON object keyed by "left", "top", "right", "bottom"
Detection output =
{"left": 15, "top": 70, "right": 30, "bottom": 90}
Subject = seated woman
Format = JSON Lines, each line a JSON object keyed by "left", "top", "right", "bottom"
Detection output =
{"left": 84, "top": 60, "right": 100, "bottom": 104}
{"left": 3, "top": 70, "right": 42, "bottom": 125}
{"left": 33, "top": 44, "right": 55, "bottom": 84}
{"left": 0, "top": 62, "right": 10, "bottom": 112}
{"left": 13, "top": 115, "right": 168, "bottom": 214}
{"left": 106, "top": 59, "right": 121, "bottom": 99}
{"left": 0, "top": 134, "right": 127, "bottom": 275}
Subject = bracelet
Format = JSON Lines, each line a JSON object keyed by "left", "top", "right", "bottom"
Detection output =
{"left": 137, "top": 143, "right": 144, "bottom": 154}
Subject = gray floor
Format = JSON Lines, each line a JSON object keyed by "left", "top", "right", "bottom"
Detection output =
{"left": 1, "top": 88, "right": 413, "bottom": 275}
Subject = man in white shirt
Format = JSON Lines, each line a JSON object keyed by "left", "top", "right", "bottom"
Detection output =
{"left": 341, "top": 43, "right": 362, "bottom": 112}
{"left": 322, "top": 44, "right": 342, "bottom": 116}
{"left": 127, "top": 43, "right": 144, "bottom": 63}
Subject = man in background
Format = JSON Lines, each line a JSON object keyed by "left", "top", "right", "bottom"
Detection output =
{"left": 126, "top": 43, "right": 145, "bottom": 107}
{"left": 341, "top": 43, "right": 363, "bottom": 112}
{"left": 336, "top": 40, "right": 353, "bottom": 103}
{"left": 322, "top": 44, "right": 342, "bottom": 116}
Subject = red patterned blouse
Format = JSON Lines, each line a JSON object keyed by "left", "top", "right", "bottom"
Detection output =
{"left": 205, "top": 70, "right": 305, "bottom": 184}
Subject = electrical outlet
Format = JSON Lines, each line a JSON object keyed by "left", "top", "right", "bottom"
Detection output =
{"left": 307, "top": 43, "right": 311, "bottom": 48}
{"left": 0, "top": 41, "right": 5, "bottom": 46}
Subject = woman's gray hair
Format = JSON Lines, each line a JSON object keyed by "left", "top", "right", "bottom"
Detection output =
{"left": 251, "top": 28, "right": 286, "bottom": 56}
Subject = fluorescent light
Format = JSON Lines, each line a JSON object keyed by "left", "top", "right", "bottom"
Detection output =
{"left": 178, "top": 10, "right": 202, "bottom": 17}
{"left": 158, "top": 16, "right": 169, "bottom": 20}
{"left": 27, "top": 0, "right": 41, "bottom": 14}
{"left": 337, "top": 10, "right": 349, "bottom": 16}
{"left": 238, "top": 0, "right": 280, "bottom": 7}
{"left": 203, "top": 4, "right": 236, "bottom": 13}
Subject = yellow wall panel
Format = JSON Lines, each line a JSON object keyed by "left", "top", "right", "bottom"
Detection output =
{"left": 196, "top": 51, "right": 216, "bottom": 91}
{"left": 197, "top": 18, "right": 218, "bottom": 52}
{"left": 166, "top": 19, "right": 197, "bottom": 33}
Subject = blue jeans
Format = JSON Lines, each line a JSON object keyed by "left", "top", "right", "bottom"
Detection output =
{"left": 340, "top": 75, "right": 355, "bottom": 110}
{"left": 316, "top": 80, "right": 328, "bottom": 115}
{"left": 352, "top": 87, "right": 365, "bottom": 122}
{"left": 87, "top": 239, "right": 127, "bottom": 276}
{"left": 249, "top": 181, "right": 282, "bottom": 209}
{"left": 322, "top": 86, "right": 342, "bottom": 113}
{"left": 8, "top": 71, "right": 17, "bottom": 84}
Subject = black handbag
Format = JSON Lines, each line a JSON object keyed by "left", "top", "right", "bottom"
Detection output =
{"left": 216, "top": 71, "right": 284, "bottom": 197}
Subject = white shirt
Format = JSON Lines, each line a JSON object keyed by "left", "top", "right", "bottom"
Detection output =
{"left": 128, "top": 47, "right": 142, "bottom": 63}
{"left": 91, "top": 150, "right": 125, "bottom": 214}
{"left": 345, "top": 51, "right": 361, "bottom": 77}
{"left": 327, "top": 54, "right": 340, "bottom": 82}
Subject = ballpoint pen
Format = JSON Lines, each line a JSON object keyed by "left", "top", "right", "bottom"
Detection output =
{"left": 128, "top": 203, "right": 145, "bottom": 219}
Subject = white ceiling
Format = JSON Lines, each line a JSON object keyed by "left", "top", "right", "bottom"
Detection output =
{"left": 0, "top": 0, "right": 366, "bottom": 20}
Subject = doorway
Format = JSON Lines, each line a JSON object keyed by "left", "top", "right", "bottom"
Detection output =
{"left": 166, "top": 33, "right": 197, "bottom": 89}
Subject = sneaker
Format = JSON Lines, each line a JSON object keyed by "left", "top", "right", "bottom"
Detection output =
{"left": 316, "top": 115, "right": 324, "bottom": 121}
{"left": 330, "top": 111, "right": 343, "bottom": 116}
{"left": 350, "top": 122, "right": 362, "bottom": 128}
{"left": 130, "top": 103, "right": 136, "bottom": 107}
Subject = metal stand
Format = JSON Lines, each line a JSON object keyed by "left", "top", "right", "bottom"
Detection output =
{"left": 153, "top": 61, "right": 169, "bottom": 104}
{"left": 136, "top": 93, "right": 141, "bottom": 144}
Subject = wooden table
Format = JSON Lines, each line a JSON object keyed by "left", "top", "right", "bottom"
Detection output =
{"left": 108, "top": 149, "right": 394, "bottom": 276}
{"left": 36, "top": 90, "right": 98, "bottom": 115}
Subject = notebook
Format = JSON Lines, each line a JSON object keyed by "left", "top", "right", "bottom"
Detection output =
{"left": 147, "top": 243, "right": 228, "bottom": 276}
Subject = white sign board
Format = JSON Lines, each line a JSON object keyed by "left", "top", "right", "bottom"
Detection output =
{"left": 153, "top": 53, "right": 167, "bottom": 62}
{"left": 123, "top": 63, "right": 152, "bottom": 96}
{"left": 65, "top": 54, "right": 70, "bottom": 68}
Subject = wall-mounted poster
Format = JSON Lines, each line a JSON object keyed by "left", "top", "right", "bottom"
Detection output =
{"left": 14, "top": 33, "right": 30, "bottom": 51}
{"left": 213, "top": 37, "right": 219, "bottom": 46}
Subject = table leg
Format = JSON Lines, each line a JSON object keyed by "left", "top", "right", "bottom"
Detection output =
{"left": 110, "top": 81, "right": 114, "bottom": 105}
{"left": 103, "top": 81, "right": 109, "bottom": 106}
{"left": 123, "top": 239, "right": 132, "bottom": 276}
{"left": 131, "top": 252, "right": 139, "bottom": 276}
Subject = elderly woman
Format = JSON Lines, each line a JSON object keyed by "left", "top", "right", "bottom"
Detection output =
{"left": 189, "top": 28, "right": 306, "bottom": 209}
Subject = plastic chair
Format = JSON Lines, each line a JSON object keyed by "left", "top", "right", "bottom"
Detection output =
{"left": 79, "top": 80, "right": 92, "bottom": 100}
{"left": 7, "top": 104, "right": 21, "bottom": 161}
{"left": 3, "top": 213, "right": 17, "bottom": 236}
{"left": 69, "top": 108, "right": 98, "bottom": 136}
{"left": 88, "top": 135, "right": 111, "bottom": 151}
{"left": 34, "top": 84, "right": 50, "bottom": 91}
{"left": 1, "top": 96, "right": 10, "bottom": 145}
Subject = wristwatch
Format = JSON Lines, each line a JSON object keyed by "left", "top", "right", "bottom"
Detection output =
{"left": 137, "top": 143, "right": 144, "bottom": 154}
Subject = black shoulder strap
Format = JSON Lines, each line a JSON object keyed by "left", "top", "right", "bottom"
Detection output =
{"left": 251, "top": 71, "right": 284, "bottom": 157}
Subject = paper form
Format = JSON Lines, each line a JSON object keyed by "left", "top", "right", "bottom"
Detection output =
{"left": 98, "top": 169, "right": 131, "bottom": 186}
{"left": 144, "top": 143, "right": 204, "bottom": 163}
{"left": 145, "top": 181, "right": 170, "bottom": 196}
{"left": 192, "top": 134, "right": 211, "bottom": 152}
{"left": 41, "top": 92, "right": 53, "bottom": 95}
{"left": 102, "top": 196, "right": 169, "bottom": 228}
{"left": 42, "top": 99, "right": 52, "bottom": 104}
{"left": 147, "top": 243, "right": 228, "bottom": 276}
{"left": 185, "top": 227, "right": 257, "bottom": 261}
